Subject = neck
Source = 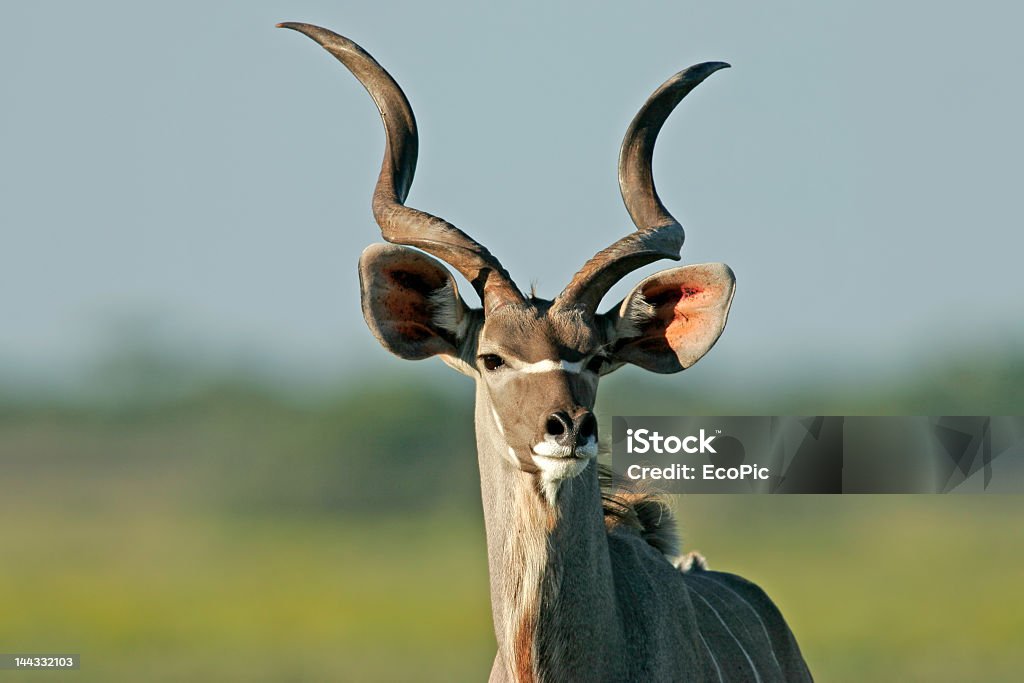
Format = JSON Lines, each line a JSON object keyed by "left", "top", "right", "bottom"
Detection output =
{"left": 474, "top": 388, "right": 624, "bottom": 682}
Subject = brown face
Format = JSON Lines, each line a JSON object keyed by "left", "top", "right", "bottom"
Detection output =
{"left": 474, "top": 303, "right": 606, "bottom": 466}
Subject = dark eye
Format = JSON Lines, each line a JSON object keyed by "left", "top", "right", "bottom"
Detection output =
{"left": 586, "top": 355, "right": 607, "bottom": 374}
{"left": 480, "top": 354, "right": 505, "bottom": 371}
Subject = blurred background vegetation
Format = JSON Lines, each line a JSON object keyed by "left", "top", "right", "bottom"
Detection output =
{"left": 1, "top": 335, "right": 1022, "bottom": 682}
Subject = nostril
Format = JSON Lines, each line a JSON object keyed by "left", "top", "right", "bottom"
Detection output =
{"left": 545, "top": 416, "right": 565, "bottom": 436}
{"left": 578, "top": 413, "right": 597, "bottom": 440}
{"left": 545, "top": 413, "right": 569, "bottom": 437}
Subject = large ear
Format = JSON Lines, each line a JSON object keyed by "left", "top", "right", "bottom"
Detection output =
{"left": 603, "top": 263, "right": 735, "bottom": 374}
{"left": 358, "top": 243, "right": 473, "bottom": 361}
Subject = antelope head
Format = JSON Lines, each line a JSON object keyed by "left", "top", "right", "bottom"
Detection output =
{"left": 280, "top": 23, "right": 735, "bottom": 501}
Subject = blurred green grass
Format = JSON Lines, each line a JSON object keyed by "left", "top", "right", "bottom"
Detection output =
{"left": 0, "top": 499, "right": 494, "bottom": 681}
{"left": 2, "top": 494, "right": 1021, "bottom": 681}
{"left": 1, "top": 345, "right": 1023, "bottom": 681}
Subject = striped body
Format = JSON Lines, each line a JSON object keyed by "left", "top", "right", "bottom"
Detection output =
{"left": 481, "top": 460, "right": 813, "bottom": 683}
{"left": 683, "top": 570, "right": 812, "bottom": 682}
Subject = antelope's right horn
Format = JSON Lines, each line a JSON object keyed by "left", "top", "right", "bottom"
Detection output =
{"left": 278, "top": 22, "right": 525, "bottom": 312}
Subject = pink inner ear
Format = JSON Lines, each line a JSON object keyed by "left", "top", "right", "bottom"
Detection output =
{"left": 666, "top": 285, "right": 706, "bottom": 350}
{"left": 667, "top": 310, "right": 693, "bottom": 350}
{"left": 641, "top": 276, "right": 728, "bottom": 359}
{"left": 611, "top": 263, "right": 734, "bottom": 373}
{"left": 640, "top": 284, "right": 702, "bottom": 350}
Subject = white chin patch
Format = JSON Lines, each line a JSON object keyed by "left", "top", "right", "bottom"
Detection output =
{"left": 530, "top": 437, "right": 597, "bottom": 504}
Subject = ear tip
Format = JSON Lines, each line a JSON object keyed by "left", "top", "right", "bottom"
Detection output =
{"left": 359, "top": 242, "right": 445, "bottom": 270}
{"left": 694, "top": 261, "right": 735, "bottom": 276}
{"left": 686, "top": 262, "right": 738, "bottom": 289}
{"left": 361, "top": 242, "right": 399, "bottom": 257}
{"left": 359, "top": 242, "right": 396, "bottom": 269}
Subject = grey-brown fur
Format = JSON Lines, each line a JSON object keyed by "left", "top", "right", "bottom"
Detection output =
{"left": 281, "top": 22, "right": 812, "bottom": 682}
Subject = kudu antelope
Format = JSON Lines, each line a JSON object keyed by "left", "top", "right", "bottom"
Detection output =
{"left": 280, "top": 22, "right": 812, "bottom": 682}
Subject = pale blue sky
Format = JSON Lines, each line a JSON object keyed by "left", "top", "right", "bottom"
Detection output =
{"left": 2, "top": 2, "right": 1022, "bottom": 387}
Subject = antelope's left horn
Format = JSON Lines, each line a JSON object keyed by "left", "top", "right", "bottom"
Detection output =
{"left": 554, "top": 62, "right": 730, "bottom": 316}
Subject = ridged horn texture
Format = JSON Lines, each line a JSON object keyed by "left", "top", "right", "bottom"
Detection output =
{"left": 554, "top": 62, "right": 730, "bottom": 316}
{"left": 278, "top": 22, "right": 524, "bottom": 310}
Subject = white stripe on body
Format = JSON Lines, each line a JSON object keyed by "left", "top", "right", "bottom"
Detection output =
{"left": 689, "top": 587, "right": 762, "bottom": 683}
{"left": 699, "top": 630, "right": 725, "bottom": 682}
{"left": 693, "top": 573, "right": 783, "bottom": 676}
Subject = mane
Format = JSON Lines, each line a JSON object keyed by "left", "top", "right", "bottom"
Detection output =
{"left": 598, "top": 463, "right": 680, "bottom": 558}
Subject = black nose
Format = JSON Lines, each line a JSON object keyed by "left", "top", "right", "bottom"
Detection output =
{"left": 544, "top": 410, "right": 598, "bottom": 447}
{"left": 578, "top": 412, "right": 597, "bottom": 441}
{"left": 545, "top": 412, "right": 572, "bottom": 440}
